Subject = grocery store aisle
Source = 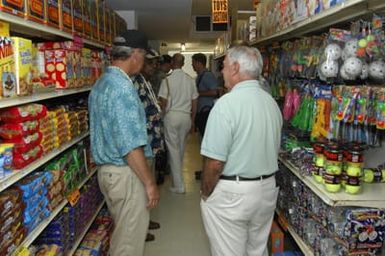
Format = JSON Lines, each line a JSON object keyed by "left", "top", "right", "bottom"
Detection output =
{"left": 144, "top": 133, "right": 211, "bottom": 256}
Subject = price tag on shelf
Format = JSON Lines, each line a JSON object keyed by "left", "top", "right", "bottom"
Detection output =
{"left": 67, "top": 189, "right": 81, "bottom": 206}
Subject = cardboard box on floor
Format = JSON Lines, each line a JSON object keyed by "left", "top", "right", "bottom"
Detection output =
{"left": 270, "top": 220, "right": 284, "bottom": 254}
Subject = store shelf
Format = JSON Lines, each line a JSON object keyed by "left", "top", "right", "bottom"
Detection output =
{"left": 67, "top": 200, "right": 105, "bottom": 256}
{"left": 76, "top": 167, "right": 98, "bottom": 191}
{"left": 0, "top": 87, "right": 92, "bottom": 109}
{"left": 276, "top": 210, "right": 314, "bottom": 256}
{"left": 0, "top": 132, "right": 89, "bottom": 193}
{"left": 279, "top": 156, "right": 385, "bottom": 208}
{"left": 0, "top": 11, "right": 104, "bottom": 49}
{"left": 14, "top": 199, "right": 68, "bottom": 254}
{"left": 250, "top": 0, "right": 385, "bottom": 46}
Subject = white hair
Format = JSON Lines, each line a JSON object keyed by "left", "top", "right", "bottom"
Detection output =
{"left": 111, "top": 45, "right": 134, "bottom": 61}
{"left": 227, "top": 46, "right": 263, "bottom": 79}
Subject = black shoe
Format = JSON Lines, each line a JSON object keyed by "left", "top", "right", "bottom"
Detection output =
{"left": 195, "top": 170, "right": 202, "bottom": 180}
{"left": 149, "top": 220, "right": 160, "bottom": 230}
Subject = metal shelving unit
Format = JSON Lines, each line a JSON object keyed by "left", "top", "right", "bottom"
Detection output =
{"left": 0, "top": 11, "right": 104, "bottom": 49}
{"left": 279, "top": 156, "right": 385, "bottom": 208}
{"left": 250, "top": 0, "right": 385, "bottom": 46}
{"left": 67, "top": 200, "right": 105, "bottom": 256}
{"left": 0, "top": 133, "right": 89, "bottom": 193}
{"left": 0, "top": 87, "right": 92, "bottom": 109}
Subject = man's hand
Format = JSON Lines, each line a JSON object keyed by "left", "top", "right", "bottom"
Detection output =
{"left": 145, "top": 183, "right": 160, "bottom": 209}
{"left": 201, "top": 157, "right": 224, "bottom": 200}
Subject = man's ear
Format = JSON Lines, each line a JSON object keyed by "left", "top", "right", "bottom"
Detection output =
{"left": 231, "top": 61, "right": 240, "bottom": 76}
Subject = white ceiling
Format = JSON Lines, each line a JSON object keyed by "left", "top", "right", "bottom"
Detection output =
{"left": 107, "top": 0, "right": 254, "bottom": 52}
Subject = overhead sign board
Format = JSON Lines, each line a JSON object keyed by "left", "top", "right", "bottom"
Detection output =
{"left": 212, "top": 0, "right": 228, "bottom": 24}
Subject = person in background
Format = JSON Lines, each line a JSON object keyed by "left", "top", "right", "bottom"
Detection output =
{"left": 158, "top": 53, "right": 198, "bottom": 194}
{"left": 150, "top": 54, "right": 172, "bottom": 96}
{"left": 133, "top": 49, "right": 165, "bottom": 242}
{"left": 200, "top": 46, "right": 282, "bottom": 256}
{"left": 191, "top": 53, "right": 219, "bottom": 180}
{"left": 88, "top": 30, "right": 160, "bottom": 256}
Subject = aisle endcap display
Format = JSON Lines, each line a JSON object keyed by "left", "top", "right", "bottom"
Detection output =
{"left": 0, "top": 87, "right": 91, "bottom": 110}
{"left": 251, "top": 0, "right": 385, "bottom": 47}
{"left": 67, "top": 200, "right": 105, "bottom": 256}
{"left": 0, "top": 132, "right": 89, "bottom": 193}
{"left": 276, "top": 210, "right": 315, "bottom": 256}
{"left": 279, "top": 156, "right": 385, "bottom": 208}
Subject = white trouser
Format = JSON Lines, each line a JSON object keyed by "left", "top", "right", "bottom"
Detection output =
{"left": 201, "top": 176, "right": 279, "bottom": 256}
{"left": 163, "top": 111, "right": 191, "bottom": 190}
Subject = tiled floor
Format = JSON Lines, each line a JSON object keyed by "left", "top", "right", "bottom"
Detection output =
{"left": 144, "top": 133, "right": 211, "bottom": 256}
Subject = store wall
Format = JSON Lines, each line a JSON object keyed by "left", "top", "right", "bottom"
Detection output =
{"left": 168, "top": 51, "right": 213, "bottom": 78}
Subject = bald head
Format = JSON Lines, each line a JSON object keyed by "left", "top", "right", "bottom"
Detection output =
{"left": 172, "top": 53, "right": 185, "bottom": 69}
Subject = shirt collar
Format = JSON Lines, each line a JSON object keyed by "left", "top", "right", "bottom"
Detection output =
{"left": 231, "top": 80, "right": 262, "bottom": 92}
{"left": 106, "top": 66, "right": 133, "bottom": 83}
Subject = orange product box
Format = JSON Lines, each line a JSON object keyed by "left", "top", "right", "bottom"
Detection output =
{"left": 0, "top": 37, "right": 16, "bottom": 99}
{"left": 89, "top": 0, "right": 98, "bottom": 41}
{"left": 12, "top": 37, "right": 33, "bottom": 96}
{"left": 72, "top": 0, "right": 83, "bottom": 36}
{"left": 0, "top": 21, "right": 10, "bottom": 37}
{"left": 104, "top": 7, "right": 112, "bottom": 44}
{"left": 54, "top": 49, "right": 76, "bottom": 89}
{"left": 82, "top": 0, "right": 91, "bottom": 38}
{"left": 0, "top": 0, "right": 25, "bottom": 17}
{"left": 26, "top": 0, "right": 45, "bottom": 23}
{"left": 97, "top": 0, "right": 105, "bottom": 43}
{"left": 270, "top": 221, "right": 284, "bottom": 254}
{"left": 60, "top": 0, "right": 73, "bottom": 33}
{"left": 46, "top": 0, "right": 60, "bottom": 28}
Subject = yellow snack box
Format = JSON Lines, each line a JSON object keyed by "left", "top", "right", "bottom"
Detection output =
{"left": 12, "top": 37, "right": 33, "bottom": 96}
{"left": 0, "top": 37, "right": 16, "bottom": 98}
{"left": 0, "top": 21, "right": 10, "bottom": 37}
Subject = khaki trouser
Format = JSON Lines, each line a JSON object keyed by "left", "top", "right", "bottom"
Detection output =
{"left": 98, "top": 165, "right": 149, "bottom": 256}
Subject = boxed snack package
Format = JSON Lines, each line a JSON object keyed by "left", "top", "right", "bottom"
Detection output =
{"left": 0, "top": 21, "right": 10, "bottom": 37}
{"left": 0, "top": 37, "right": 16, "bottom": 99}
{"left": 72, "top": 0, "right": 83, "bottom": 36}
{"left": 89, "top": 0, "right": 98, "bottom": 41}
{"left": 31, "top": 44, "right": 55, "bottom": 92}
{"left": 12, "top": 37, "right": 33, "bottom": 96}
{"left": 0, "top": 0, "right": 25, "bottom": 17}
{"left": 97, "top": 0, "right": 105, "bottom": 43}
{"left": 82, "top": 0, "right": 91, "bottom": 38}
{"left": 26, "top": 0, "right": 45, "bottom": 23}
{"left": 60, "top": 0, "right": 73, "bottom": 33}
{"left": 46, "top": 0, "right": 60, "bottom": 28}
{"left": 104, "top": 7, "right": 112, "bottom": 44}
{"left": 54, "top": 49, "right": 76, "bottom": 89}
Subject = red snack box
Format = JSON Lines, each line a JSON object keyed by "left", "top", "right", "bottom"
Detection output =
{"left": 54, "top": 49, "right": 75, "bottom": 89}
{"left": 26, "top": 0, "right": 45, "bottom": 24}
{"left": 61, "top": 0, "right": 73, "bottom": 33}
{"left": 0, "top": 0, "right": 25, "bottom": 17}
{"left": 72, "top": 0, "right": 84, "bottom": 36}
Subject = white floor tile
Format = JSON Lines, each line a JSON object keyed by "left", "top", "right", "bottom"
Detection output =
{"left": 144, "top": 133, "right": 211, "bottom": 256}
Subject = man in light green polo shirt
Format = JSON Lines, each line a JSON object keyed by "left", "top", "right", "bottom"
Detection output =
{"left": 200, "top": 46, "right": 282, "bottom": 256}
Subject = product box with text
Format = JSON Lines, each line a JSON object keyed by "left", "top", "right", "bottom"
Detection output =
{"left": 61, "top": 0, "right": 73, "bottom": 33}
{"left": 26, "top": 0, "right": 45, "bottom": 23}
{"left": 0, "top": 0, "right": 25, "bottom": 17}
{"left": 104, "top": 7, "right": 112, "bottom": 44}
{"left": 0, "top": 37, "right": 16, "bottom": 98}
{"left": 89, "top": 0, "right": 98, "bottom": 41}
{"left": 82, "top": 0, "right": 91, "bottom": 38}
{"left": 97, "top": 0, "right": 105, "bottom": 43}
{"left": 72, "top": 0, "right": 83, "bottom": 36}
{"left": 12, "top": 37, "right": 33, "bottom": 96}
{"left": 54, "top": 49, "right": 76, "bottom": 89}
{"left": 46, "top": 0, "right": 60, "bottom": 28}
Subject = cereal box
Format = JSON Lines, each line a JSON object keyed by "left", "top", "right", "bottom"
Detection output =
{"left": 0, "top": 21, "right": 10, "bottom": 37}
{"left": 61, "top": 0, "right": 73, "bottom": 33}
{"left": 54, "top": 49, "right": 76, "bottom": 89}
{"left": 97, "top": 0, "right": 105, "bottom": 43}
{"left": 12, "top": 37, "right": 33, "bottom": 96}
{"left": 0, "top": 37, "right": 16, "bottom": 98}
{"left": 0, "top": 0, "right": 25, "bottom": 17}
{"left": 82, "top": 0, "right": 91, "bottom": 38}
{"left": 72, "top": 0, "right": 83, "bottom": 36}
{"left": 89, "top": 0, "right": 98, "bottom": 41}
{"left": 26, "top": 0, "right": 45, "bottom": 23}
{"left": 47, "top": 0, "right": 60, "bottom": 28}
{"left": 104, "top": 7, "right": 112, "bottom": 44}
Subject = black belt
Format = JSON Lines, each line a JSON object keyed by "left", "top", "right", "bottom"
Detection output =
{"left": 219, "top": 173, "right": 275, "bottom": 181}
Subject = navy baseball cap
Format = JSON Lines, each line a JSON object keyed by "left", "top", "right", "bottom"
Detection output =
{"left": 113, "top": 30, "right": 149, "bottom": 51}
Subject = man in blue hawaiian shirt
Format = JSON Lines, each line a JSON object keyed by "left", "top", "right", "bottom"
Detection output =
{"left": 89, "top": 30, "right": 160, "bottom": 256}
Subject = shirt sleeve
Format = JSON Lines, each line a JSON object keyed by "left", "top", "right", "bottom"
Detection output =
{"left": 200, "top": 100, "right": 231, "bottom": 161}
{"left": 110, "top": 86, "right": 148, "bottom": 158}
{"left": 158, "top": 78, "right": 168, "bottom": 99}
